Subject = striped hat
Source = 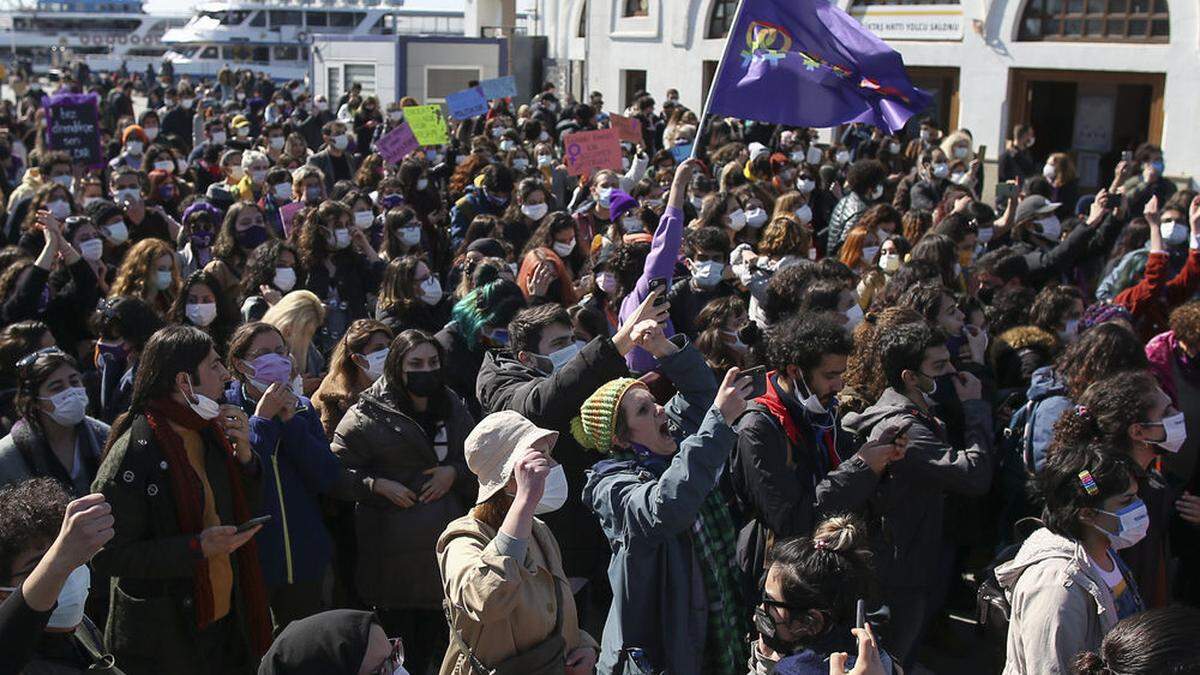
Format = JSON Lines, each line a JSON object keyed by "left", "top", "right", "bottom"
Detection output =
{"left": 570, "top": 377, "right": 643, "bottom": 452}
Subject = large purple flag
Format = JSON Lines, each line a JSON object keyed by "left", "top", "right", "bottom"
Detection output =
{"left": 706, "top": 0, "right": 931, "bottom": 133}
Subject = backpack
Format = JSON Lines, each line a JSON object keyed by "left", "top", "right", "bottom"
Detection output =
{"left": 975, "top": 517, "right": 1043, "bottom": 652}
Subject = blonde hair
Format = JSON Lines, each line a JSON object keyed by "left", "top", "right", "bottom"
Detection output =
{"left": 262, "top": 290, "right": 326, "bottom": 374}
{"left": 812, "top": 514, "right": 865, "bottom": 553}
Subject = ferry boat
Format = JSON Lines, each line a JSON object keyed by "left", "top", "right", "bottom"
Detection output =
{"left": 0, "top": 0, "right": 187, "bottom": 74}
{"left": 159, "top": 0, "right": 528, "bottom": 81}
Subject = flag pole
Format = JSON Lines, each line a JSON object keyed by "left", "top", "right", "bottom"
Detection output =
{"left": 691, "top": 0, "right": 748, "bottom": 160}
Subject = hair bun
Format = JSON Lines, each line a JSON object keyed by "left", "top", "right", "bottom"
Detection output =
{"left": 812, "top": 515, "right": 861, "bottom": 553}
{"left": 1072, "top": 651, "right": 1110, "bottom": 675}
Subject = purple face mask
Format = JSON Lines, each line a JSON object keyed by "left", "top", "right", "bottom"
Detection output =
{"left": 248, "top": 353, "right": 293, "bottom": 385}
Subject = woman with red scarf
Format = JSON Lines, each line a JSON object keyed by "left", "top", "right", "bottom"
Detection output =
{"left": 91, "top": 325, "right": 271, "bottom": 675}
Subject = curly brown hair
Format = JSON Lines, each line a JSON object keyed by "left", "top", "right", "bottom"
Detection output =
{"left": 758, "top": 215, "right": 810, "bottom": 259}
{"left": 1054, "top": 322, "right": 1149, "bottom": 399}
{"left": 108, "top": 238, "right": 180, "bottom": 307}
{"left": 902, "top": 209, "right": 932, "bottom": 245}
{"left": 1049, "top": 370, "right": 1160, "bottom": 460}
{"left": 1169, "top": 300, "right": 1200, "bottom": 349}
{"left": 841, "top": 307, "right": 924, "bottom": 410}
{"left": 296, "top": 200, "right": 351, "bottom": 271}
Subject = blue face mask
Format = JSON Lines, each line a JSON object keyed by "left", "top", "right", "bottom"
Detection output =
{"left": 485, "top": 189, "right": 508, "bottom": 207}
{"left": 1151, "top": 160, "right": 1165, "bottom": 175}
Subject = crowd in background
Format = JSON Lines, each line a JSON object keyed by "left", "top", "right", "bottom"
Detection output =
{"left": 1, "top": 62, "right": 1200, "bottom": 675}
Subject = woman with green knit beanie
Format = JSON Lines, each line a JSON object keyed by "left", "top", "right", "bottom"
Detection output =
{"left": 577, "top": 322, "right": 752, "bottom": 675}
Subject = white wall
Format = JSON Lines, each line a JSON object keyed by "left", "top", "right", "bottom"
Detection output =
{"left": 543, "top": 0, "right": 1200, "bottom": 182}
{"left": 405, "top": 41, "right": 503, "bottom": 102}
{"left": 312, "top": 39, "right": 398, "bottom": 104}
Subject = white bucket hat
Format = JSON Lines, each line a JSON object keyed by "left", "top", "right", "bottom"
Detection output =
{"left": 465, "top": 410, "right": 559, "bottom": 504}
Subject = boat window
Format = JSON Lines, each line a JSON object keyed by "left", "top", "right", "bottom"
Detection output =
{"left": 273, "top": 45, "right": 300, "bottom": 61}
{"left": 307, "top": 12, "right": 328, "bottom": 27}
{"left": 328, "top": 11, "right": 363, "bottom": 28}
{"left": 269, "top": 10, "right": 302, "bottom": 29}
{"left": 200, "top": 46, "right": 218, "bottom": 59}
{"left": 249, "top": 11, "right": 265, "bottom": 27}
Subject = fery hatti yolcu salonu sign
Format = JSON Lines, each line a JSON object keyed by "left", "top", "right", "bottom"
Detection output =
{"left": 849, "top": 4, "right": 963, "bottom": 41}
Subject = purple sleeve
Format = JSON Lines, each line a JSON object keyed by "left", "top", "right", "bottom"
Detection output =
{"left": 619, "top": 206, "right": 683, "bottom": 372}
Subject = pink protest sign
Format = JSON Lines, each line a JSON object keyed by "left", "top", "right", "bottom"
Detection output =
{"left": 608, "top": 114, "right": 643, "bottom": 144}
{"left": 375, "top": 121, "right": 419, "bottom": 164}
{"left": 562, "top": 128, "right": 623, "bottom": 177}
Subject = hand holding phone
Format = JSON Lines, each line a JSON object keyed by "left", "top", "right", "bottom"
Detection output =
{"left": 236, "top": 515, "right": 272, "bottom": 533}
{"left": 648, "top": 277, "right": 668, "bottom": 307}
{"left": 742, "top": 365, "right": 768, "bottom": 399}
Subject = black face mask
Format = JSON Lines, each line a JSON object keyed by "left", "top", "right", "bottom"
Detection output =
{"left": 977, "top": 285, "right": 996, "bottom": 305}
{"left": 754, "top": 604, "right": 806, "bottom": 656}
{"left": 405, "top": 369, "right": 443, "bottom": 397}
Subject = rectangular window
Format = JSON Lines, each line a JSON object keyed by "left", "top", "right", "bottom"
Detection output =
{"left": 327, "top": 66, "right": 342, "bottom": 103}
{"left": 622, "top": 69, "right": 647, "bottom": 109}
{"left": 344, "top": 64, "right": 377, "bottom": 97}
{"left": 307, "top": 12, "right": 327, "bottom": 27}
{"left": 249, "top": 11, "right": 265, "bottom": 27}
{"left": 273, "top": 45, "right": 300, "bottom": 61}
{"left": 427, "top": 67, "right": 480, "bottom": 100}
{"left": 269, "top": 10, "right": 302, "bottom": 30}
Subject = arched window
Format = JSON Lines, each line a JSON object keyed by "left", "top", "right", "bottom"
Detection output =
{"left": 622, "top": 0, "right": 648, "bottom": 17}
{"left": 707, "top": 0, "right": 738, "bottom": 39}
{"left": 1018, "top": 0, "right": 1168, "bottom": 42}
{"left": 577, "top": 0, "right": 587, "bottom": 37}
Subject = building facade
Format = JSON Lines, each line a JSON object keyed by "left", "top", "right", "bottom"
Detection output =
{"left": 538, "top": 0, "right": 1199, "bottom": 189}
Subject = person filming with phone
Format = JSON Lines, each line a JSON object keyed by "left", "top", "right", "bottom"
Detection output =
{"left": 91, "top": 325, "right": 272, "bottom": 675}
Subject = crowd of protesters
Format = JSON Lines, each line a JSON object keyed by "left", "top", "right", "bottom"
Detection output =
{"left": 0, "top": 62, "right": 1199, "bottom": 675}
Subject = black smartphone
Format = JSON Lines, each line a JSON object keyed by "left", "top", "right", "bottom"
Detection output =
{"left": 648, "top": 277, "right": 668, "bottom": 306}
{"left": 1122, "top": 150, "right": 1134, "bottom": 163}
{"left": 236, "top": 515, "right": 272, "bottom": 533}
{"left": 742, "top": 365, "right": 767, "bottom": 399}
{"left": 855, "top": 598, "right": 866, "bottom": 629}
{"left": 976, "top": 145, "right": 987, "bottom": 161}
{"left": 995, "top": 182, "right": 1016, "bottom": 201}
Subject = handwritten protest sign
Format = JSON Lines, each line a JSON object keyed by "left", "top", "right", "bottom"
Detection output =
{"left": 562, "top": 128, "right": 623, "bottom": 177}
{"left": 43, "top": 92, "right": 102, "bottom": 169}
{"left": 375, "top": 121, "right": 419, "bottom": 163}
{"left": 608, "top": 114, "right": 643, "bottom": 144}
{"left": 671, "top": 143, "right": 694, "bottom": 162}
{"left": 446, "top": 87, "right": 488, "bottom": 120}
{"left": 480, "top": 75, "right": 517, "bottom": 100}
{"left": 405, "top": 105, "right": 449, "bottom": 146}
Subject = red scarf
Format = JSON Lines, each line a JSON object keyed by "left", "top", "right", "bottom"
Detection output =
{"left": 755, "top": 371, "right": 841, "bottom": 471}
{"left": 144, "top": 398, "right": 271, "bottom": 657}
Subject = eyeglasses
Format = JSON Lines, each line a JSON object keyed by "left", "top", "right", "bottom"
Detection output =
{"left": 375, "top": 638, "right": 405, "bottom": 675}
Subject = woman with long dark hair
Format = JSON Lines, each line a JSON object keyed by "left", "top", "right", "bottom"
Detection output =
{"left": 332, "top": 329, "right": 475, "bottom": 674}
{"left": 238, "top": 239, "right": 301, "bottom": 323}
{"left": 167, "top": 270, "right": 238, "bottom": 355}
{"left": 0, "top": 348, "right": 108, "bottom": 495}
{"left": 91, "top": 325, "right": 271, "bottom": 674}
{"left": 296, "top": 200, "right": 384, "bottom": 348}
{"left": 374, "top": 255, "right": 448, "bottom": 335}
{"left": 312, "top": 319, "right": 394, "bottom": 438}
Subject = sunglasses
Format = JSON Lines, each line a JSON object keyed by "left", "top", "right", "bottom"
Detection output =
{"left": 17, "top": 347, "right": 66, "bottom": 372}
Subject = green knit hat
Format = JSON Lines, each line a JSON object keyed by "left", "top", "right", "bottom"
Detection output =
{"left": 570, "top": 377, "right": 643, "bottom": 452}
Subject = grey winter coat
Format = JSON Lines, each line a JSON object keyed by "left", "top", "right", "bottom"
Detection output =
{"left": 582, "top": 343, "right": 734, "bottom": 674}
{"left": 995, "top": 528, "right": 1122, "bottom": 675}
{"left": 841, "top": 388, "right": 992, "bottom": 590}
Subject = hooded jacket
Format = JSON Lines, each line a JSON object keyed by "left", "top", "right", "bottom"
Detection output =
{"left": 988, "top": 325, "right": 1060, "bottom": 392}
{"left": 995, "top": 528, "right": 1130, "bottom": 675}
{"left": 332, "top": 374, "right": 474, "bottom": 609}
{"left": 841, "top": 388, "right": 992, "bottom": 590}
{"left": 476, "top": 335, "right": 629, "bottom": 581}
{"left": 259, "top": 609, "right": 375, "bottom": 675}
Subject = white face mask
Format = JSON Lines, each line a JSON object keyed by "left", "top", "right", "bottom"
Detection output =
{"left": 186, "top": 302, "right": 218, "bottom": 327}
{"left": 950, "top": 172, "right": 969, "bottom": 186}
{"left": 745, "top": 208, "right": 768, "bottom": 228}
{"left": 1091, "top": 499, "right": 1150, "bottom": 550}
{"left": 806, "top": 146, "right": 824, "bottom": 166}
{"left": 104, "top": 221, "right": 129, "bottom": 244}
{"left": 1161, "top": 219, "right": 1188, "bottom": 246}
{"left": 1042, "top": 163, "right": 1056, "bottom": 180}
{"left": 79, "top": 238, "right": 104, "bottom": 261}
{"left": 597, "top": 187, "right": 614, "bottom": 208}
{"left": 126, "top": 140, "right": 144, "bottom": 156}
{"left": 354, "top": 211, "right": 374, "bottom": 229}
{"left": 388, "top": 110, "right": 404, "bottom": 121}
{"left": 40, "top": 386, "right": 89, "bottom": 426}
{"left": 869, "top": 184, "right": 884, "bottom": 200}
{"left": 889, "top": 142, "right": 901, "bottom": 155}
{"left": 521, "top": 203, "right": 548, "bottom": 221}
{"left": 977, "top": 226, "right": 994, "bottom": 244}
{"left": 236, "top": 126, "right": 250, "bottom": 138}
{"left": 417, "top": 178, "right": 429, "bottom": 191}
{"left": 154, "top": 270, "right": 173, "bottom": 290}
{"left": 545, "top": 342, "right": 582, "bottom": 372}
{"left": 794, "top": 204, "right": 813, "bottom": 224}
{"left": 689, "top": 195, "right": 705, "bottom": 210}
{"left": 596, "top": 272, "right": 617, "bottom": 293}
{"left": 953, "top": 146, "right": 969, "bottom": 159}
{"left": 499, "top": 140, "right": 516, "bottom": 152}
{"left": 512, "top": 158, "right": 530, "bottom": 171}
{"left": 47, "top": 199, "right": 71, "bottom": 220}
{"left": 144, "top": 126, "right": 160, "bottom": 141}
{"left": 361, "top": 348, "right": 389, "bottom": 381}
{"left": 177, "top": 158, "right": 189, "bottom": 174}
{"left": 330, "top": 228, "right": 352, "bottom": 250}
{"left": 691, "top": 260, "right": 724, "bottom": 288}
{"left": 537, "top": 155, "right": 554, "bottom": 168}
{"left": 844, "top": 302, "right": 865, "bottom": 329}
{"left": 789, "top": 150, "right": 805, "bottom": 163}
{"left": 1036, "top": 215, "right": 1062, "bottom": 241}
{"left": 182, "top": 374, "right": 221, "bottom": 420}
{"left": 796, "top": 178, "right": 815, "bottom": 193}
{"left": 249, "top": 169, "right": 267, "bottom": 184}
{"left": 622, "top": 215, "right": 644, "bottom": 233}
{"left": 332, "top": 134, "right": 349, "bottom": 150}
{"left": 727, "top": 208, "right": 747, "bottom": 232}
{"left": 1145, "top": 412, "right": 1187, "bottom": 454}
{"left": 419, "top": 276, "right": 443, "bottom": 306}
{"left": 552, "top": 239, "right": 576, "bottom": 257}
{"left": 274, "top": 182, "right": 292, "bottom": 201}
{"left": 182, "top": 98, "right": 194, "bottom": 109}
{"left": 269, "top": 136, "right": 285, "bottom": 150}
{"left": 535, "top": 464, "right": 569, "bottom": 514}
{"left": 879, "top": 252, "right": 901, "bottom": 273}
{"left": 399, "top": 226, "right": 422, "bottom": 247}
{"left": 154, "top": 160, "right": 174, "bottom": 173}
{"left": 835, "top": 151, "right": 850, "bottom": 165}
{"left": 116, "top": 187, "right": 142, "bottom": 204}
{"left": 793, "top": 371, "right": 833, "bottom": 417}
{"left": 51, "top": 174, "right": 73, "bottom": 190}
{"left": 228, "top": 166, "right": 245, "bottom": 181}
{"left": 211, "top": 131, "right": 227, "bottom": 145}
{"left": 46, "top": 565, "right": 90, "bottom": 629}
{"left": 931, "top": 163, "right": 950, "bottom": 179}
{"left": 274, "top": 267, "right": 297, "bottom": 292}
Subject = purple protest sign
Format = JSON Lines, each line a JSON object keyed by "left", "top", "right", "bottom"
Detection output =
{"left": 43, "top": 92, "right": 103, "bottom": 170}
{"left": 562, "top": 128, "right": 622, "bottom": 177}
{"left": 375, "top": 121, "right": 420, "bottom": 164}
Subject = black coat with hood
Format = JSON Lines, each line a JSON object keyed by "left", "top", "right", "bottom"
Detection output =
{"left": 475, "top": 334, "right": 629, "bottom": 580}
